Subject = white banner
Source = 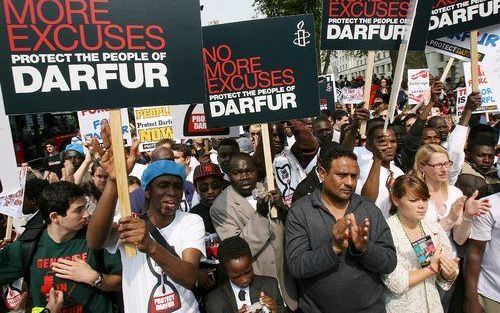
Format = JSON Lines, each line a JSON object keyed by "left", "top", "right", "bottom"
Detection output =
{"left": 0, "top": 93, "right": 21, "bottom": 197}
{"left": 340, "top": 87, "right": 363, "bottom": 104}
{"left": 408, "top": 69, "right": 430, "bottom": 105}
{"left": 134, "top": 106, "right": 173, "bottom": 152}
{"left": 455, "top": 87, "right": 468, "bottom": 119}
{"left": 426, "top": 25, "right": 500, "bottom": 63}
{"left": 78, "top": 109, "right": 132, "bottom": 146}
{"left": 0, "top": 167, "right": 27, "bottom": 218}
{"left": 463, "top": 62, "right": 499, "bottom": 114}
{"left": 171, "top": 104, "right": 239, "bottom": 140}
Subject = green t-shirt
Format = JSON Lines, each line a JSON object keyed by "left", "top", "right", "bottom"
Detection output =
{"left": 0, "top": 228, "right": 121, "bottom": 313}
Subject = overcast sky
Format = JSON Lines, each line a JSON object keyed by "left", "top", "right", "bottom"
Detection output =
{"left": 200, "top": 0, "right": 262, "bottom": 25}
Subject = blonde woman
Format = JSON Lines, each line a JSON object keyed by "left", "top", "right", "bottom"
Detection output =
{"left": 413, "top": 144, "right": 490, "bottom": 247}
{"left": 384, "top": 175, "right": 459, "bottom": 313}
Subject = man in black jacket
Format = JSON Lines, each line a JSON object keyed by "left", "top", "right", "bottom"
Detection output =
{"left": 205, "top": 236, "right": 284, "bottom": 313}
{"left": 285, "top": 146, "right": 396, "bottom": 313}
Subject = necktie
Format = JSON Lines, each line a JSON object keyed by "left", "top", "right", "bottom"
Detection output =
{"left": 238, "top": 289, "right": 246, "bottom": 302}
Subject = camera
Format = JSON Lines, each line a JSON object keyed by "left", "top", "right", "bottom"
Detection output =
{"left": 247, "top": 302, "right": 270, "bottom": 313}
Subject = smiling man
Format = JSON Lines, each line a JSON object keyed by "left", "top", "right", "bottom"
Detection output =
{"left": 210, "top": 153, "right": 298, "bottom": 310}
{"left": 285, "top": 146, "right": 396, "bottom": 313}
{"left": 87, "top": 159, "right": 206, "bottom": 313}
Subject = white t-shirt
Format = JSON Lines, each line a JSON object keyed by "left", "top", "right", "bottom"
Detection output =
{"left": 425, "top": 185, "right": 463, "bottom": 257}
{"left": 355, "top": 157, "right": 404, "bottom": 218}
{"left": 245, "top": 195, "right": 258, "bottom": 211}
{"left": 332, "top": 129, "right": 341, "bottom": 144}
{"left": 107, "top": 211, "right": 206, "bottom": 313}
{"left": 470, "top": 193, "right": 500, "bottom": 303}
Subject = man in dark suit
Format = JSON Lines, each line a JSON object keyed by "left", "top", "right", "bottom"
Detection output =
{"left": 205, "top": 236, "right": 284, "bottom": 313}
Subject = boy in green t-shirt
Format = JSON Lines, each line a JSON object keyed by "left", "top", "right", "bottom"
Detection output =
{"left": 0, "top": 181, "right": 122, "bottom": 313}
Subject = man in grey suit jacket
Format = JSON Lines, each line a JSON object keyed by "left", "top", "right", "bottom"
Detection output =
{"left": 205, "top": 236, "right": 284, "bottom": 313}
{"left": 210, "top": 153, "right": 298, "bottom": 310}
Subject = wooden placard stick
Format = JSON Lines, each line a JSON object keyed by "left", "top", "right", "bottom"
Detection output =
{"left": 4, "top": 216, "right": 13, "bottom": 241}
{"left": 204, "top": 138, "right": 210, "bottom": 154}
{"left": 109, "top": 109, "right": 136, "bottom": 257}
{"left": 440, "top": 57, "right": 455, "bottom": 83}
{"left": 260, "top": 123, "right": 278, "bottom": 218}
{"left": 384, "top": 0, "right": 419, "bottom": 133}
{"left": 470, "top": 31, "right": 479, "bottom": 93}
{"left": 360, "top": 50, "right": 375, "bottom": 135}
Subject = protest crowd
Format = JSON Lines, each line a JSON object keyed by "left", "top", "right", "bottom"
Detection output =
{"left": 0, "top": 0, "right": 499, "bottom": 313}
{"left": 0, "top": 73, "right": 499, "bottom": 313}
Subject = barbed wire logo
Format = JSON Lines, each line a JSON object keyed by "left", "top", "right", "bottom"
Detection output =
{"left": 293, "top": 21, "right": 310, "bottom": 47}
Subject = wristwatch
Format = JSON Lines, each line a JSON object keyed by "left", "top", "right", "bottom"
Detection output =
{"left": 91, "top": 273, "right": 103, "bottom": 288}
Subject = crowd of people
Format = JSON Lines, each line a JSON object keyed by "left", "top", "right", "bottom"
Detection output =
{"left": 0, "top": 77, "right": 499, "bottom": 313}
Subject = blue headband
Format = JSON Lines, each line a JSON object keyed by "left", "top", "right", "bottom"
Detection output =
{"left": 64, "top": 143, "right": 84, "bottom": 155}
{"left": 141, "top": 160, "right": 186, "bottom": 191}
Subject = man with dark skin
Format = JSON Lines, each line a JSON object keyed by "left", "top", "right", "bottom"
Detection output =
{"left": 428, "top": 116, "right": 450, "bottom": 144}
{"left": 360, "top": 125, "right": 403, "bottom": 217}
{"left": 300, "top": 117, "right": 314, "bottom": 130}
{"left": 312, "top": 116, "right": 334, "bottom": 146}
{"left": 456, "top": 140, "right": 500, "bottom": 198}
{"left": 190, "top": 162, "right": 225, "bottom": 292}
{"left": 87, "top": 138, "right": 205, "bottom": 312}
{"left": 422, "top": 127, "right": 442, "bottom": 145}
{"left": 217, "top": 139, "right": 240, "bottom": 189}
{"left": 205, "top": 236, "right": 283, "bottom": 313}
{"left": 210, "top": 153, "right": 298, "bottom": 310}
{"left": 285, "top": 147, "right": 396, "bottom": 312}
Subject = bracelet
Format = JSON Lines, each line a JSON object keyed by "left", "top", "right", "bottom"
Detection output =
{"left": 427, "top": 265, "right": 438, "bottom": 274}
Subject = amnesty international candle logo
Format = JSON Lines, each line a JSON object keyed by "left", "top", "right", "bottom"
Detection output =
{"left": 293, "top": 21, "right": 311, "bottom": 47}
{"left": 0, "top": 0, "right": 205, "bottom": 114}
{"left": 203, "top": 15, "right": 319, "bottom": 128}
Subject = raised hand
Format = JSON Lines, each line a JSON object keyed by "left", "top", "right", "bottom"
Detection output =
{"left": 332, "top": 216, "right": 351, "bottom": 255}
{"left": 348, "top": 215, "right": 369, "bottom": 253}
{"left": 464, "top": 190, "right": 491, "bottom": 219}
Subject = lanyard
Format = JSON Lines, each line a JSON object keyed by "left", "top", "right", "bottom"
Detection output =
{"left": 397, "top": 213, "right": 425, "bottom": 243}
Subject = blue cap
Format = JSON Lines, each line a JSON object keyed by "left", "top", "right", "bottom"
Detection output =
{"left": 141, "top": 160, "right": 186, "bottom": 191}
{"left": 64, "top": 143, "right": 84, "bottom": 155}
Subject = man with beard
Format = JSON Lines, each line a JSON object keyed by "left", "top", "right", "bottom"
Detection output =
{"left": 0, "top": 182, "right": 122, "bottom": 312}
{"left": 87, "top": 156, "right": 206, "bottom": 313}
{"left": 210, "top": 153, "right": 298, "bottom": 311}
{"left": 285, "top": 146, "right": 396, "bottom": 313}
{"left": 359, "top": 125, "right": 404, "bottom": 217}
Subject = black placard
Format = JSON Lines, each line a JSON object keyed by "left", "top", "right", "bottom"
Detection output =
{"left": 0, "top": 0, "right": 206, "bottom": 114}
{"left": 203, "top": 15, "right": 320, "bottom": 128}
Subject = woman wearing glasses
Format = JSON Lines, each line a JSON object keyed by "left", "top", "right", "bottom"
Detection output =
{"left": 383, "top": 175, "right": 458, "bottom": 313}
{"left": 414, "top": 144, "right": 490, "bottom": 246}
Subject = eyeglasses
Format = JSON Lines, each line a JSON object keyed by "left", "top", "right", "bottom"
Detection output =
{"left": 198, "top": 182, "right": 222, "bottom": 193}
{"left": 426, "top": 161, "right": 453, "bottom": 169}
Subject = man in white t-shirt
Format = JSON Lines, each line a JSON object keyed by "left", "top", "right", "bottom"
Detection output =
{"left": 87, "top": 159, "right": 205, "bottom": 313}
{"left": 357, "top": 125, "right": 404, "bottom": 217}
{"left": 465, "top": 193, "right": 500, "bottom": 313}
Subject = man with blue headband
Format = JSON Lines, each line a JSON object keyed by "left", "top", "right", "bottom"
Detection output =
{"left": 87, "top": 158, "right": 206, "bottom": 313}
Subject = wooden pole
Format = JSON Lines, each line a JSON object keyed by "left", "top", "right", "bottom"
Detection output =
{"left": 384, "top": 0, "right": 419, "bottom": 133}
{"left": 4, "top": 216, "right": 12, "bottom": 241}
{"left": 440, "top": 57, "right": 454, "bottom": 82}
{"left": 470, "top": 31, "right": 479, "bottom": 93}
{"left": 260, "top": 123, "right": 278, "bottom": 218}
{"left": 360, "top": 50, "right": 375, "bottom": 135}
{"left": 109, "top": 109, "right": 136, "bottom": 257}
{"left": 204, "top": 138, "right": 210, "bottom": 154}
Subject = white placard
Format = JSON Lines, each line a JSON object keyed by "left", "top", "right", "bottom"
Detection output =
{"left": 77, "top": 109, "right": 132, "bottom": 146}
{"left": 408, "top": 69, "right": 430, "bottom": 105}
{"left": 0, "top": 167, "right": 27, "bottom": 218}
{"left": 134, "top": 106, "right": 173, "bottom": 152}
{"left": 463, "top": 62, "right": 499, "bottom": 114}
